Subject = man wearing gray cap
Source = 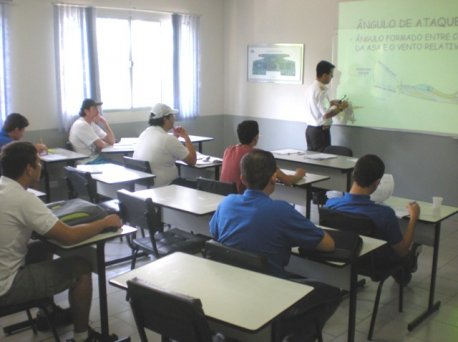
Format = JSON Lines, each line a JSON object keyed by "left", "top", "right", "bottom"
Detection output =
{"left": 69, "top": 99, "right": 116, "bottom": 164}
{"left": 133, "top": 103, "right": 196, "bottom": 187}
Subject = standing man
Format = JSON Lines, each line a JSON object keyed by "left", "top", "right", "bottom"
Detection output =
{"left": 69, "top": 99, "right": 116, "bottom": 164}
{"left": 0, "top": 113, "right": 47, "bottom": 153}
{"left": 0, "top": 141, "right": 122, "bottom": 342}
{"left": 325, "top": 154, "right": 422, "bottom": 285}
{"left": 304, "top": 60, "right": 348, "bottom": 151}
{"left": 133, "top": 103, "right": 196, "bottom": 187}
{"left": 210, "top": 149, "right": 341, "bottom": 340}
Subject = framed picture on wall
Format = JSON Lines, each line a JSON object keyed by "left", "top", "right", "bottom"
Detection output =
{"left": 247, "top": 44, "right": 304, "bottom": 84}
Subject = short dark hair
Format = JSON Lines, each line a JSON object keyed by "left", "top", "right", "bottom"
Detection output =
{"left": 237, "top": 120, "right": 259, "bottom": 145}
{"left": 79, "top": 99, "right": 102, "bottom": 117}
{"left": 148, "top": 113, "right": 168, "bottom": 127}
{"left": 0, "top": 141, "right": 38, "bottom": 180}
{"left": 241, "top": 149, "right": 277, "bottom": 190}
{"left": 353, "top": 154, "right": 385, "bottom": 188}
{"left": 316, "top": 60, "right": 335, "bottom": 78}
{"left": 3, "top": 113, "right": 29, "bottom": 132}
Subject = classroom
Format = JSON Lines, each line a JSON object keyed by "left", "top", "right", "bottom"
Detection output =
{"left": 1, "top": 0, "right": 457, "bottom": 341}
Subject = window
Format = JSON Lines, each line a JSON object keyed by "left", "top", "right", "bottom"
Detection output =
{"left": 96, "top": 10, "right": 174, "bottom": 111}
{"left": 55, "top": 5, "right": 199, "bottom": 127}
{"left": 0, "top": 3, "right": 9, "bottom": 124}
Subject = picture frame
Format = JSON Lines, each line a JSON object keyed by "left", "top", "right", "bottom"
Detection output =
{"left": 247, "top": 44, "right": 304, "bottom": 84}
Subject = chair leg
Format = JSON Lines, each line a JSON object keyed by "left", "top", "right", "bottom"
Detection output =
{"left": 399, "top": 271, "right": 404, "bottom": 313}
{"left": 25, "top": 308, "right": 37, "bottom": 334}
{"left": 368, "top": 280, "right": 385, "bottom": 341}
{"left": 131, "top": 248, "right": 139, "bottom": 270}
{"left": 40, "top": 306, "right": 60, "bottom": 342}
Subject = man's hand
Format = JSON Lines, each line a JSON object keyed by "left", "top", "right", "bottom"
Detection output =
{"left": 407, "top": 202, "right": 420, "bottom": 221}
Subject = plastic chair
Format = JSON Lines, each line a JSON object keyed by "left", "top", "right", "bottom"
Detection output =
{"left": 122, "top": 156, "right": 155, "bottom": 188}
{"left": 196, "top": 177, "right": 237, "bottom": 196}
{"left": 323, "top": 145, "right": 353, "bottom": 157}
{"left": 127, "top": 278, "right": 235, "bottom": 342}
{"left": 203, "top": 240, "right": 269, "bottom": 274}
{"left": 319, "top": 207, "right": 404, "bottom": 340}
{"left": 0, "top": 298, "right": 60, "bottom": 341}
{"left": 117, "top": 189, "right": 208, "bottom": 269}
{"left": 63, "top": 166, "right": 119, "bottom": 214}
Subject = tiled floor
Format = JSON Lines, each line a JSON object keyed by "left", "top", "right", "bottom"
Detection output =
{"left": 1, "top": 207, "right": 457, "bottom": 342}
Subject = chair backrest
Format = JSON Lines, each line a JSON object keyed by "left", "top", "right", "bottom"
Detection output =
{"left": 323, "top": 145, "right": 353, "bottom": 157}
{"left": 204, "top": 240, "right": 270, "bottom": 274}
{"left": 196, "top": 177, "right": 237, "bottom": 196}
{"left": 117, "top": 189, "right": 163, "bottom": 255}
{"left": 123, "top": 156, "right": 152, "bottom": 173}
{"left": 65, "top": 141, "right": 74, "bottom": 151}
{"left": 319, "top": 207, "right": 375, "bottom": 237}
{"left": 127, "top": 278, "right": 214, "bottom": 342}
{"left": 64, "top": 166, "right": 99, "bottom": 202}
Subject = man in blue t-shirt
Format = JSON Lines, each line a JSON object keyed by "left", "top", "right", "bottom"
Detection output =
{"left": 0, "top": 113, "right": 47, "bottom": 153}
{"left": 325, "top": 154, "right": 421, "bottom": 285}
{"left": 210, "top": 149, "right": 341, "bottom": 341}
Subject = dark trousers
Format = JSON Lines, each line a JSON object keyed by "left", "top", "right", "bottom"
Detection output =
{"left": 275, "top": 279, "right": 341, "bottom": 341}
{"left": 305, "top": 125, "right": 331, "bottom": 152}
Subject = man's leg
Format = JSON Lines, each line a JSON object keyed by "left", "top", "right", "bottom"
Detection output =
{"left": 306, "top": 126, "right": 326, "bottom": 152}
{"left": 277, "top": 279, "right": 341, "bottom": 340}
{"left": 69, "top": 264, "right": 92, "bottom": 333}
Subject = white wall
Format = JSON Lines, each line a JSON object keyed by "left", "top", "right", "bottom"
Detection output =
{"left": 7, "top": 0, "right": 226, "bottom": 130}
{"left": 224, "top": 0, "right": 340, "bottom": 122}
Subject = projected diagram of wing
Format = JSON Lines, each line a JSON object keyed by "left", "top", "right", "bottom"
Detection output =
{"left": 373, "top": 61, "right": 458, "bottom": 105}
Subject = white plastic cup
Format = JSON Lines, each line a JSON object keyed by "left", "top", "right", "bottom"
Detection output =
{"left": 432, "top": 196, "right": 443, "bottom": 209}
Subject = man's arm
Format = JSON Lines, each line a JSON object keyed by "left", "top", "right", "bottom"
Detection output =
{"left": 315, "top": 231, "right": 335, "bottom": 252}
{"left": 175, "top": 127, "right": 197, "bottom": 166}
{"left": 276, "top": 168, "right": 305, "bottom": 186}
{"left": 391, "top": 202, "right": 420, "bottom": 257}
{"left": 96, "top": 115, "right": 116, "bottom": 146}
{"left": 323, "top": 100, "right": 349, "bottom": 120}
{"left": 44, "top": 214, "right": 122, "bottom": 246}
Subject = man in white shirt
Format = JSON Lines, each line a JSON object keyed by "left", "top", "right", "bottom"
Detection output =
{"left": 304, "top": 60, "right": 348, "bottom": 151}
{"left": 69, "top": 99, "right": 116, "bottom": 164}
{"left": 133, "top": 103, "right": 196, "bottom": 187}
{"left": 0, "top": 141, "right": 122, "bottom": 342}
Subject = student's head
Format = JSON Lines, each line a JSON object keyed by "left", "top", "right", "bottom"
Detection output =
{"left": 0, "top": 141, "right": 40, "bottom": 180}
{"left": 240, "top": 149, "right": 277, "bottom": 190}
{"left": 316, "top": 60, "right": 335, "bottom": 83}
{"left": 79, "top": 98, "right": 103, "bottom": 118}
{"left": 353, "top": 154, "right": 385, "bottom": 188}
{"left": 237, "top": 120, "right": 259, "bottom": 145}
{"left": 148, "top": 103, "right": 178, "bottom": 127}
{"left": 2, "top": 113, "right": 29, "bottom": 140}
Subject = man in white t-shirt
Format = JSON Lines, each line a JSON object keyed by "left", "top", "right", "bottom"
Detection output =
{"left": 304, "top": 60, "right": 348, "bottom": 152}
{"left": 133, "top": 103, "right": 196, "bottom": 187}
{"left": 69, "top": 99, "right": 116, "bottom": 164}
{"left": 0, "top": 141, "right": 122, "bottom": 342}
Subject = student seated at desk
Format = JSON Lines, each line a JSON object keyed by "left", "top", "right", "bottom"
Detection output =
{"left": 133, "top": 103, "right": 197, "bottom": 187}
{"left": 0, "top": 113, "right": 47, "bottom": 153}
{"left": 325, "top": 154, "right": 422, "bottom": 285}
{"left": 210, "top": 149, "right": 341, "bottom": 341}
{"left": 220, "top": 120, "right": 305, "bottom": 193}
{"left": 69, "top": 99, "right": 116, "bottom": 164}
{"left": 0, "top": 142, "right": 122, "bottom": 342}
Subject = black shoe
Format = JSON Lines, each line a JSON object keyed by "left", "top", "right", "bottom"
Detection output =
{"left": 36, "top": 304, "right": 73, "bottom": 331}
{"left": 66, "top": 327, "right": 118, "bottom": 342}
{"left": 393, "top": 270, "right": 412, "bottom": 287}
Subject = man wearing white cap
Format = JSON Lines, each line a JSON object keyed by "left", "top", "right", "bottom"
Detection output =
{"left": 133, "top": 103, "right": 197, "bottom": 187}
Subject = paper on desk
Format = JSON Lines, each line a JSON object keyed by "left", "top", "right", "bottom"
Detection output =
{"left": 273, "top": 149, "right": 305, "bottom": 155}
{"left": 304, "top": 153, "right": 337, "bottom": 160}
